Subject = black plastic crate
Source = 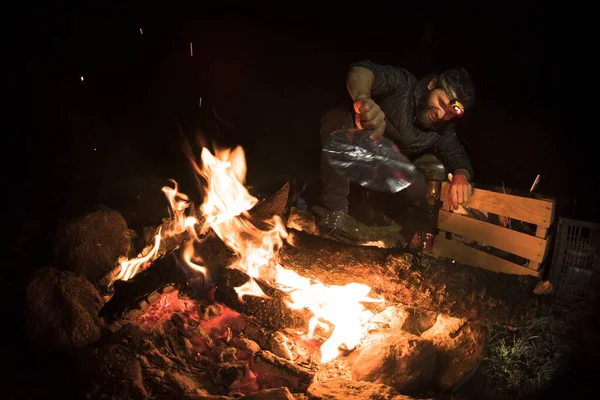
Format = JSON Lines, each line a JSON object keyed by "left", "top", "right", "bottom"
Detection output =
{"left": 549, "top": 217, "right": 600, "bottom": 306}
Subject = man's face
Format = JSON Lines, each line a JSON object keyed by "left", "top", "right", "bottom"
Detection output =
{"left": 416, "top": 79, "right": 460, "bottom": 130}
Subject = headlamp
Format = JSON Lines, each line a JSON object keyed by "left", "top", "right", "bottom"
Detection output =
{"left": 439, "top": 78, "right": 465, "bottom": 117}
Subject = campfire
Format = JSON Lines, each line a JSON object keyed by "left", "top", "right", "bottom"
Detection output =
{"left": 110, "top": 145, "right": 382, "bottom": 364}
{"left": 26, "top": 141, "right": 547, "bottom": 399}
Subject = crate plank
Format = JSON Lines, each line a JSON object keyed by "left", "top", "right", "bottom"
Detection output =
{"left": 528, "top": 262, "right": 541, "bottom": 271}
{"left": 438, "top": 210, "right": 546, "bottom": 263}
{"left": 433, "top": 236, "right": 539, "bottom": 277}
{"left": 440, "top": 182, "right": 553, "bottom": 227}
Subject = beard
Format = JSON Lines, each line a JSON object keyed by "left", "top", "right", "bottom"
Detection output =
{"left": 415, "top": 90, "right": 448, "bottom": 132}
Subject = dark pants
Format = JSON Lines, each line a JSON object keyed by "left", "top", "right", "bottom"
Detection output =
{"left": 319, "top": 106, "right": 427, "bottom": 211}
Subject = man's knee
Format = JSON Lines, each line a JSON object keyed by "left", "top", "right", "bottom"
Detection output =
{"left": 319, "top": 106, "right": 355, "bottom": 145}
{"left": 413, "top": 154, "right": 446, "bottom": 181}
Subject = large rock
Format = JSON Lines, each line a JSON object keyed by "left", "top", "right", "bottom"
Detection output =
{"left": 53, "top": 207, "right": 134, "bottom": 281}
{"left": 421, "top": 314, "right": 489, "bottom": 391}
{"left": 26, "top": 267, "right": 105, "bottom": 351}
{"left": 307, "top": 378, "right": 427, "bottom": 399}
{"left": 400, "top": 307, "right": 438, "bottom": 336}
{"left": 351, "top": 331, "right": 436, "bottom": 395}
{"left": 367, "top": 305, "right": 409, "bottom": 333}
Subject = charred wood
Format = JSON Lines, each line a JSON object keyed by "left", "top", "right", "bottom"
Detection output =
{"left": 99, "top": 256, "right": 189, "bottom": 323}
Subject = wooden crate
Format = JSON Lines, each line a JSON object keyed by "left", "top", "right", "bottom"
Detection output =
{"left": 432, "top": 182, "right": 555, "bottom": 277}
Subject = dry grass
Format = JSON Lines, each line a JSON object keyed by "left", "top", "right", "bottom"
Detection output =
{"left": 479, "top": 315, "right": 572, "bottom": 399}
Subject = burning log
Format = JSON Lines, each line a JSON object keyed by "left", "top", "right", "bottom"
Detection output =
{"left": 215, "top": 230, "right": 540, "bottom": 329}
{"left": 98, "top": 181, "right": 292, "bottom": 322}
{"left": 98, "top": 180, "right": 290, "bottom": 290}
{"left": 99, "top": 255, "right": 190, "bottom": 323}
{"left": 283, "top": 231, "right": 540, "bottom": 325}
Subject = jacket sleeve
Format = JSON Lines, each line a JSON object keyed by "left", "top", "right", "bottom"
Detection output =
{"left": 350, "top": 60, "right": 410, "bottom": 97}
{"left": 435, "top": 128, "right": 475, "bottom": 181}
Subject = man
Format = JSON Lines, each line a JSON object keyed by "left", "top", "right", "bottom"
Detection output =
{"left": 317, "top": 60, "right": 475, "bottom": 233}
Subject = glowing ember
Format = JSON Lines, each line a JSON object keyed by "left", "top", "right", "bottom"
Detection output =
{"left": 113, "top": 145, "right": 383, "bottom": 363}
{"left": 139, "top": 290, "right": 198, "bottom": 326}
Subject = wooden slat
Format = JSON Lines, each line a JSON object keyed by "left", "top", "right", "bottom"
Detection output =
{"left": 433, "top": 236, "right": 539, "bottom": 277}
{"left": 440, "top": 182, "right": 553, "bottom": 227}
{"left": 535, "top": 226, "right": 547, "bottom": 239}
{"left": 528, "top": 262, "right": 540, "bottom": 270}
{"left": 529, "top": 226, "right": 549, "bottom": 270}
{"left": 438, "top": 210, "right": 546, "bottom": 263}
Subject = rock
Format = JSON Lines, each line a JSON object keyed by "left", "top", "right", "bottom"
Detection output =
{"left": 26, "top": 267, "right": 105, "bottom": 351}
{"left": 401, "top": 308, "right": 438, "bottom": 336}
{"left": 534, "top": 280, "right": 553, "bottom": 295}
{"left": 351, "top": 331, "right": 435, "bottom": 395}
{"left": 307, "top": 378, "right": 425, "bottom": 399}
{"left": 367, "top": 305, "right": 408, "bottom": 332}
{"left": 287, "top": 207, "right": 320, "bottom": 236}
{"left": 241, "top": 387, "right": 295, "bottom": 399}
{"left": 421, "top": 314, "right": 489, "bottom": 391}
{"left": 53, "top": 207, "right": 134, "bottom": 281}
{"left": 420, "top": 314, "right": 465, "bottom": 339}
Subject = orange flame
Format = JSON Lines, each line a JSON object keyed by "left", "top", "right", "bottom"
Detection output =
{"left": 113, "top": 228, "right": 162, "bottom": 282}
{"left": 162, "top": 179, "right": 200, "bottom": 240}
{"left": 113, "top": 144, "right": 382, "bottom": 363}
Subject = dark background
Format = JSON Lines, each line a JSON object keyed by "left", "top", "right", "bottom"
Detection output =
{"left": 6, "top": 3, "right": 591, "bottom": 267}
{"left": 1, "top": 1, "right": 595, "bottom": 397}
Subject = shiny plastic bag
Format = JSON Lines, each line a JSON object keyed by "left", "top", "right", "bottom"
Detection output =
{"left": 323, "top": 128, "right": 418, "bottom": 193}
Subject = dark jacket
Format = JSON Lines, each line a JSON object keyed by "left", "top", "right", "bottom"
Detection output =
{"left": 351, "top": 60, "right": 474, "bottom": 180}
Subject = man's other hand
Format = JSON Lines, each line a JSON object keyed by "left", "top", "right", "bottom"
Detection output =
{"left": 447, "top": 173, "right": 472, "bottom": 210}
{"left": 353, "top": 96, "right": 386, "bottom": 140}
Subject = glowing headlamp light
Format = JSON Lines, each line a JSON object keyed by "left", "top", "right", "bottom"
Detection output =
{"left": 440, "top": 78, "right": 465, "bottom": 117}
{"left": 450, "top": 100, "right": 464, "bottom": 116}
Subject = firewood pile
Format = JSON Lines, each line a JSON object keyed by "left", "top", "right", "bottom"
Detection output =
{"left": 24, "top": 148, "right": 546, "bottom": 400}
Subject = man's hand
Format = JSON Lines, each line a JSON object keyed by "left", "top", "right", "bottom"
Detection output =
{"left": 353, "top": 95, "right": 386, "bottom": 141}
{"left": 447, "top": 172, "right": 472, "bottom": 210}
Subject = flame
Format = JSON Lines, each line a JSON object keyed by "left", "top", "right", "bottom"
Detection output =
{"left": 234, "top": 278, "right": 269, "bottom": 303}
{"left": 110, "top": 180, "right": 201, "bottom": 284}
{"left": 113, "top": 228, "right": 162, "bottom": 281}
{"left": 183, "top": 240, "right": 206, "bottom": 276}
{"left": 113, "top": 144, "right": 382, "bottom": 363}
{"left": 162, "top": 179, "right": 200, "bottom": 240}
